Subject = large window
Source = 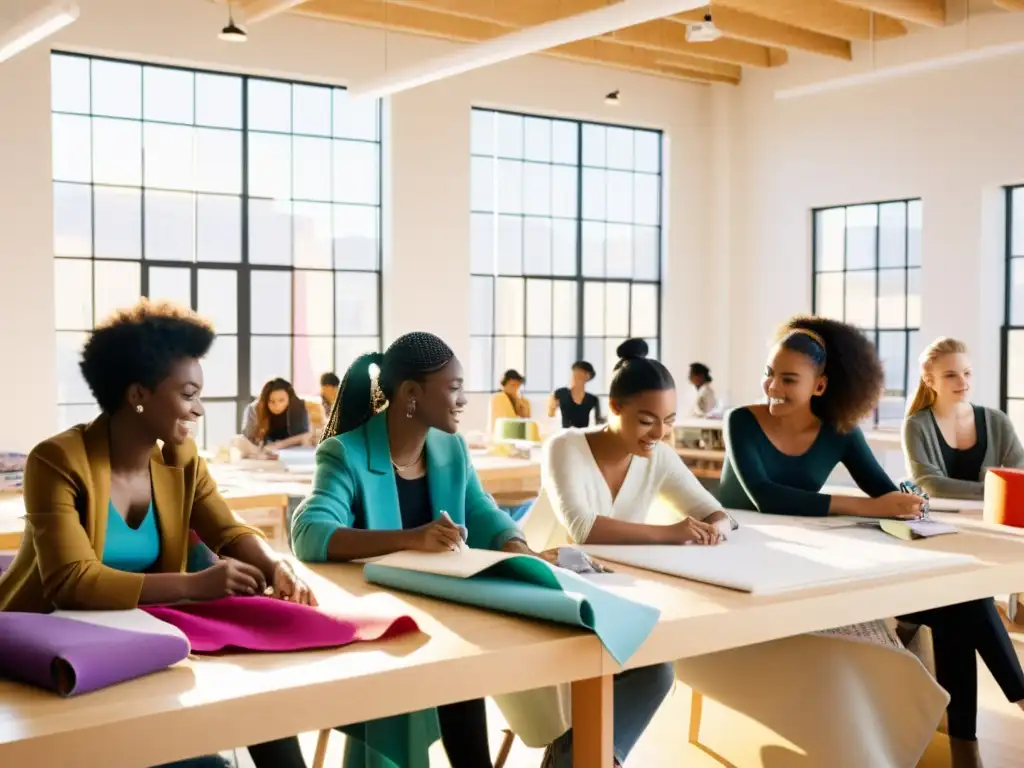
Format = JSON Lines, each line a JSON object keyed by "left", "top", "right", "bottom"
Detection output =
{"left": 51, "top": 53, "right": 381, "bottom": 449}
{"left": 812, "top": 200, "right": 922, "bottom": 428}
{"left": 468, "top": 109, "right": 662, "bottom": 406}
{"left": 1002, "top": 186, "right": 1024, "bottom": 433}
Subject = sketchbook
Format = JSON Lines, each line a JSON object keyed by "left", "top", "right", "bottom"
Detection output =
{"left": 584, "top": 522, "right": 977, "bottom": 595}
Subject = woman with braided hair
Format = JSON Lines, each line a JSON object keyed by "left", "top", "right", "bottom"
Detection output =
{"left": 292, "top": 332, "right": 672, "bottom": 768}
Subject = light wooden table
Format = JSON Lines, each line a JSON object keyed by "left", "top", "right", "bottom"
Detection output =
{"left": 821, "top": 484, "right": 985, "bottom": 513}
{"left": 0, "top": 561, "right": 609, "bottom": 768}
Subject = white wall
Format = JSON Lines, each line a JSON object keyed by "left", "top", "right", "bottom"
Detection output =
{"left": 0, "top": 0, "right": 713, "bottom": 450}
{"left": 716, "top": 12, "right": 1024, "bottom": 411}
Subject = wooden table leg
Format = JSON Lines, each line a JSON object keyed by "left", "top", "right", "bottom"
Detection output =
{"left": 571, "top": 674, "right": 614, "bottom": 768}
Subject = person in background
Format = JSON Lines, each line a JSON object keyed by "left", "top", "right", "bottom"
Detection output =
{"left": 688, "top": 362, "right": 721, "bottom": 418}
{"left": 236, "top": 378, "right": 312, "bottom": 457}
{"left": 718, "top": 316, "right": 1024, "bottom": 768}
{"left": 320, "top": 371, "right": 341, "bottom": 416}
{"left": 0, "top": 300, "right": 311, "bottom": 768}
{"left": 903, "top": 337, "right": 1024, "bottom": 499}
{"left": 548, "top": 361, "right": 602, "bottom": 428}
{"left": 488, "top": 368, "right": 531, "bottom": 438}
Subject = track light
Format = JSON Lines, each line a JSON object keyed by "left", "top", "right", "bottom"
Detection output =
{"left": 605, "top": 90, "right": 621, "bottom": 105}
{"left": 218, "top": 5, "right": 247, "bottom": 42}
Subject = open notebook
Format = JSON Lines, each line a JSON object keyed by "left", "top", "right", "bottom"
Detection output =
{"left": 363, "top": 549, "right": 659, "bottom": 665}
{"left": 584, "top": 522, "right": 978, "bottom": 595}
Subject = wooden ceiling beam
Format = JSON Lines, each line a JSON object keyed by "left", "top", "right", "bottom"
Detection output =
{"left": 672, "top": 6, "right": 851, "bottom": 59}
{"left": 294, "top": 0, "right": 729, "bottom": 83}
{"left": 994, "top": 0, "right": 1024, "bottom": 10}
{"left": 835, "top": 0, "right": 945, "bottom": 28}
{"left": 712, "top": 0, "right": 906, "bottom": 41}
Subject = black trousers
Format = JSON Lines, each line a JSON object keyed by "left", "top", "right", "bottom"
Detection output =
{"left": 899, "top": 598, "right": 1024, "bottom": 741}
{"left": 437, "top": 698, "right": 494, "bottom": 768}
{"left": 246, "top": 737, "right": 308, "bottom": 767}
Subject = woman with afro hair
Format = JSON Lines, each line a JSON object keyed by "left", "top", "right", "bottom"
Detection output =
{"left": 0, "top": 299, "right": 311, "bottom": 768}
{"left": 681, "top": 316, "right": 1024, "bottom": 768}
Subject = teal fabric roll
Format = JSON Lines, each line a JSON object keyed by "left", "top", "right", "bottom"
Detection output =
{"left": 364, "top": 555, "right": 659, "bottom": 665}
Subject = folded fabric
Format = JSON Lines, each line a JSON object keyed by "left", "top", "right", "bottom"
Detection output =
{"left": 364, "top": 550, "right": 659, "bottom": 665}
{"left": 142, "top": 595, "right": 420, "bottom": 653}
{"left": 0, "top": 610, "right": 190, "bottom": 696}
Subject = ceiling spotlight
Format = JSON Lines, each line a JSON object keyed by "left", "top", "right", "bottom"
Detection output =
{"left": 219, "top": 5, "right": 247, "bottom": 42}
{"left": 604, "top": 90, "right": 620, "bottom": 105}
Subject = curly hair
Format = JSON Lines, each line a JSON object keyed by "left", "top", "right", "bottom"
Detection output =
{"left": 775, "top": 315, "right": 884, "bottom": 433}
{"left": 80, "top": 299, "right": 215, "bottom": 414}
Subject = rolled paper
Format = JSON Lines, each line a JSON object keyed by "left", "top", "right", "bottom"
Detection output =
{"left": 142, "top": 595, "right": 420, "bottom": 654}
{"left": 0, "top": 612, "right": 190, "bottom": 696}
{"left": 984, "top": 467, "right": 1024, "bottom": 527}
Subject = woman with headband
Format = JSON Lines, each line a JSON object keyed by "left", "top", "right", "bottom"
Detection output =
{"left": 710, "top": 316, "right": 1024, "bottom": 768}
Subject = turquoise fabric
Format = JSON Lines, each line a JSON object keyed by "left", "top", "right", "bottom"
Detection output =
{"left": 290, "top": 410, "right": 523, "bottom": 768}
{"left": 102, "top": 501, "right": 159, "bottom": 573}
{"left": 365, "top": 554, "right": 659, "bottom": 665}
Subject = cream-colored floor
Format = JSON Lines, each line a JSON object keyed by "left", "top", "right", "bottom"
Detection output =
{"left": 234, "top": 639, "right": 1024, "bottom": 768}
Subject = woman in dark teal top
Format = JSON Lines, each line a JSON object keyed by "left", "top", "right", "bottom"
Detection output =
{"left": 720, "top": 316, "right": 1024, "bottom": 768}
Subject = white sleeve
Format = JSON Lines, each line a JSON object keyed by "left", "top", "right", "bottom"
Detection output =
{"left": 541, "top": 434, "right": 599, "bottom": 544}
{"left": 655, "top": 443, "right": 723, "bottom": 521}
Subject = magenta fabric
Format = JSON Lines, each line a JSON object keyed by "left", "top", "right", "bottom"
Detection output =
{"left": 141, "top": 596, "right": 419, "bottom": 654}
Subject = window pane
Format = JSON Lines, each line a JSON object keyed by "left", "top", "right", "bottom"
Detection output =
{"left": 1009, "top": 399, "right": 1024, "bottom": 439}
{"left": 878, "top": 202, "right": 906, "bottom": 268}
{"left": 494, "top": 336, "right": 525, "bottom": 384}
{"left": 250, "top": 336, "right": 291, "bottom": 395}
{"left": 143, "top": 122, "right": 194, "bottom": 190}
{"left": 335, "top": 272, "right": 379, "bottom": 335}
{"left": 634, "top": 131, "right": 659, "bottom": 173}
{"left": 293, "top": 337, "right": 334, "bottom": 395}
{"left": 52, "top": 55, "right": 90, "bottom": 114}
{"left": 606, "top": 224, "right": 632, "bottom": 278}
{"left": 815, "top": 272, "right": 844, "bottom": 320}
{"left": 145, "top": 191, "right": 195, "bottom": 262}
{"left": 52, "top": 114, "right": 91, "bottom": 182}
{"left": 333, "top": 205, "right": 379, "bottom": 270}
{"left": 583, "top": 337, "right": 604, "bottom": 393}
{"left": 293, "top": 84, "right": 332, "bottom": 136}
{"left": 332, "top": 141, "right": 378, "bottom": 204}
{"left": 196, "top": 128, "right": 242, "bottom": 194}
{"left": 471, "top": 110, "right": 495, "bottom": 156}
{"left": 1010, "top": 259, "right": 1024, "bottom": 326}
{"left": 198, "top": 402, "right": 238, "bottom": 452}
{"left": 294, "top": 270, "right": 333, "bottom": 335}
{"left": 631, "top": 284, "right": 658, "bottom": 338}
{"left": 607, "top": 171, "right": 633, "bottom": 223}
{"left": 844, "top": 271, "right": 876, "bottom": 328}
{"left": 54, "top": 259, "right": 93, "bottom": 331}
{"left": 845, "top": 204, "right": 877, "bottom": 270}
{"left": 471, "top": 156, "right": 494, "bottom": 212}
{"left": 582, "top": 168, "right": 606, "bottom": 220}
{"left": 471, "top": 213, "right": 495, "bottom": 274}
{"left": 469, "top": 337, "right": 492, "bottom": 393}
{"left": 198, "top": 269, "right": 238, "bottom": 334}
{"left": 523, "top": 217, "right": 552, "bottom": 275}
{"left": 523, "top": 162, "right": 552, "bottom": 216}
{"left": 56, "top": 331, "right": 92, "bottom": 403}
{"left": 335, "top": 336, "right": 379, "bottom": 378}
{"left": 249, "top": 199, "right": 292, "bottom": 265}
{"left": 552, "top": 121, "right": 578, "bottom": 165}
{"left": 582, "top": 222, "right": 605, "bottom": 277}
{"left": 497, "top": 215, "right": 523, "bottom": 275}
{"left": 495, "top": 278, "right": 525, "bottom": 336}
{"left": 907, "top": 200, "right": 922, "bottom": 266}
{"left": 93, "top": 260, "right": 141, "bottom": 324}
{"left": 93, "top": 118, "right": 142, "bottom": 186}
{"left": 553, "top": 338, "right": 576, "bottom": 383}
{"left": 526, "top": 337, "right": 553, "bottom": 391}
{"left": 148, "top": 266, "right": 191, "bottom": 307}
{"left": 814, "top": 208, "right": 845, "bottom": 271}
{"left": 293, "top": 136, "right": 332, "bottom": 201}
{"left": 144, "top": 66, "right": 194, "bottom": 124}
{"left": 497, "top": 113, "right": 524, "bottom": 158}
{"left": 1013, "top": 189, "right": 1024, "bottom": 257}
{"left": 583, "top": 282, "right": 604, "bottom": 336}
{"left": 332, "top": 89, "right": 378, "bottom": 141}
{"left": 606, "top": 127, "right": 633, "bottom": 170}
{"left": 249, "top": 79, "right": 291, "bottom": 133}
{"left": 526, "top": 279, "right": 552, "bottom": 336}
{"left": 552, "top": 281, "right": 577, "bottom": 337}
{"left": 634, "top": 174, "right": 659, "bottom": 227}
{"left": 196, "top": 73, "right": 242, "bottom": 129}
{"left": 877, "top": 269, "right": 906, "bottom": 328}
{"left": 605, "top": 283, "right": 629, "bottom": 338}
{"left": 524, "top": 117, "right": 552, "bottom": 162}
{"left": 551, "top": 165, "right": 578, "bottom": 219}
{"left": 197, "top": 194, "right": 242, "bottom": 263}
{"left": 1009, "top": 331, "right": 1024, "bottom": 399}
{"left": 92, "top": 60, "right": 141, "bottom": 118}
{"left": 634, "top": 226, "right": 659, "bottom": 281}
{"left": 250, "top": 270, "right": 292, "bottom": 334}
{"left": 907, "top": 267, "right": 921, "bottom": 328}
{"left": 496, "top": 160, "right": 523, "bottom": 215}
{"left": 249, "top": 132, "right": 292, "bottom": 199}
{"left": 54, "top": 183, "right": 92, "bottom": 257}
{"left": 293, "top": 201, "right": 333, "bottom": 269}
{"left": 471, "top": 276, "right": 494, "bottom": 337}
{"left": 582, "top": 124, "right": 605, "bottom": 167}
{"left": 552, "top": 219, "right": 577, "bottom": 277}
{"left": 94, "top": 186, "right": 141, "bottom": 260}
{"left": 877, "top": 331, "right": 907, "bottom": 397}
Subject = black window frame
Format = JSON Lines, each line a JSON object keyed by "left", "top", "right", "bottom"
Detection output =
{"left": 468, "top": 107, "right": 664, "bottom": 403}
{"left": 50, "top": 51, "right": 383, "bottom": 449}
{"left": 1001, "top": 185, "right": 1024, "bottom": 428}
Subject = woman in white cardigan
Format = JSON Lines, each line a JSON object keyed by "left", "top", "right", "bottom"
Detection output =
{"left": 510, "top": 337, "right": 949, "bottom": 768}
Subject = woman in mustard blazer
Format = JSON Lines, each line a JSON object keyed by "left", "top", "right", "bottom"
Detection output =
{"left": 0, "top": 300, "right": 312, "bottom": 768}
{"left": 487, "top": 368, "right": 531, "bottom": 438}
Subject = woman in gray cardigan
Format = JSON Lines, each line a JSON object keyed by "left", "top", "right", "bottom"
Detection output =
{"left": 903, "top": 337, "right": 1024, "bottom": 500}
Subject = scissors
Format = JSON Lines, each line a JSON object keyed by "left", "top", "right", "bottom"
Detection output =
{"left": 899, "top": 480, "right": 930, "bottom": 520}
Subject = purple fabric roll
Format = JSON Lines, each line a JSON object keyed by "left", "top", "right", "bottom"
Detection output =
{"left": 0, "top": 613, "right": 190, "bottom": 696}
{"left": 0, "top": 553, "right": 13, "bottom": 574}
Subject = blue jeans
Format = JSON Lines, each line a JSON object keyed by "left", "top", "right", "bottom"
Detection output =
{"left": 547, "top": 662, "right": 675, "bottom": 766}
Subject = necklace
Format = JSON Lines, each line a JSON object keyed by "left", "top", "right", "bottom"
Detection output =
{"left": 391, "top": 448, "right": 424, "bottom": 472}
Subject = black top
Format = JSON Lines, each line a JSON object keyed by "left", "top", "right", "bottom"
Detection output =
{"left": 930, "top": 405, "right": 988, "bottom": 482}
{"left": 718, "top": 407, "right": 896, "bottom": 517}
{"left": 553, "top": 388, "right": 601, "bottom": 429}
{"left": 395, "top": 474, "right": 433, "bottom": 530}
{"left": 265, "top": 413, "right": 291, "bottom": 443}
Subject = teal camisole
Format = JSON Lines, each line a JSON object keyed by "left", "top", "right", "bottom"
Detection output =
{"left": 102, "top": 501, "right": 159, "bottom": 573}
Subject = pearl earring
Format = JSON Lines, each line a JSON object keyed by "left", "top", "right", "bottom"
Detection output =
{"left": 406, "top": 400, "right": 416, "bottom": 418}
{"left": 135, "top": 405, "right": 144, "bottom": 414}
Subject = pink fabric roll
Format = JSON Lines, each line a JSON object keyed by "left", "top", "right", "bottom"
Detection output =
{"left": 141, "top": 596, "right": 419, "bottom": 654}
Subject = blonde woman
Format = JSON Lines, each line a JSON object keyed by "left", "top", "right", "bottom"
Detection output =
{"left": 903, "top": 337, "right": 1024, "bottom": 499}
